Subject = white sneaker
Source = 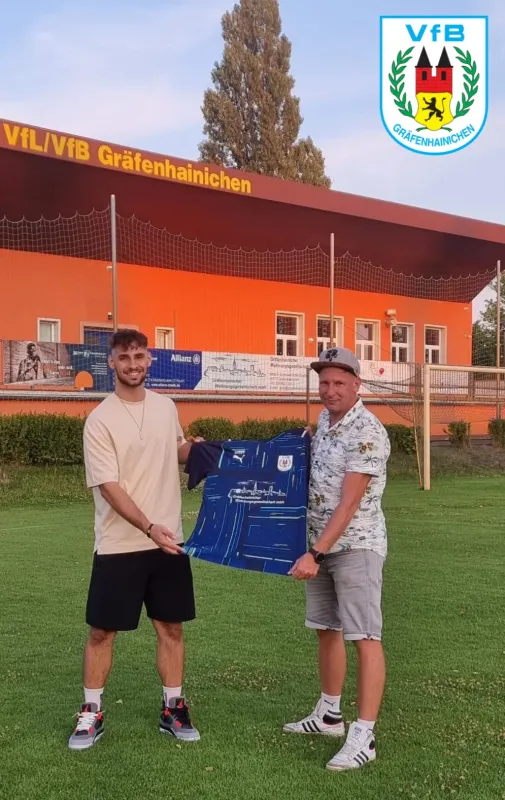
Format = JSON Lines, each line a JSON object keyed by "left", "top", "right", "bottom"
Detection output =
{"left": 283, "top": 699, "right": 345, "bottom": 737}
{"left": 326, "top": 721, "right": 376, "bottom": 771}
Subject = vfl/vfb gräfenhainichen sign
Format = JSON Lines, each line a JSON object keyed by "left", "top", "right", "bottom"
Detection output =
{"left": 380, "top": 16, "right": 488, "bottom": 155}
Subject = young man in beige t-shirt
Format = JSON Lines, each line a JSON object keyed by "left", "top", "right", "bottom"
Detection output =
{"left": 68, "top": 329, "right": 199, "bottom": 750}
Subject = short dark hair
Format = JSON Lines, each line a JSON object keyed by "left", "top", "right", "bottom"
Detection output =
{"left": 109, "top": 329, "right": 148, "bottom": 351}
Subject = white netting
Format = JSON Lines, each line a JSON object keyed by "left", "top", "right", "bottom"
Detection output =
{"left": 0, "top": 208, "right": 497, "bottom": 301}
{"left": 0, "top": 209, "right": 112, "bottom": 261}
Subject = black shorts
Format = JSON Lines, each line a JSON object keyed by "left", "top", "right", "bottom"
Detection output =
{"left": 85, "top": 548, "right": 196, "bottom": 632}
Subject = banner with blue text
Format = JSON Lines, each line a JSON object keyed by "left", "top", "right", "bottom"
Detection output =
{"left": 1, "top": 340, "right": 416, "bottom": 395}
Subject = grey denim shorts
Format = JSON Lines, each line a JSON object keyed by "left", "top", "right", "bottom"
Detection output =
{"left": 305, "top": 548, "right": 385, "bottom": 641}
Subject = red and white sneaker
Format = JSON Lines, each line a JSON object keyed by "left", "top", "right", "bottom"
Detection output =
{"left": 283, "top": 699, "right": 345, "bottom": 737}
{"left": 160, "top": 697, "right": 200, "bottom": 742}
{"left": 68, "top": 702, "right": 104, "bottom": 751}
{"left": 326, "top": 721, "right": 376, "bottom": 771}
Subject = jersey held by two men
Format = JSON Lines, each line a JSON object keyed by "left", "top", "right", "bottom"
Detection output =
{"left": 184, "top": 430, "right": 310, "bottom": 575}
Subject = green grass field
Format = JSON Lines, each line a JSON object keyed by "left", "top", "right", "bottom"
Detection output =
{"left": 1, "top": 476, "right": 505, "bottom": 800}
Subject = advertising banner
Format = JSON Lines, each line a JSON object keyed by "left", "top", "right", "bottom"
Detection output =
{"left": 199, "top": 352, "right": 318, "bottom": 393}
{"left": 2, "top": 340, "right": 110, "bottom": 391}
{"left": 146, "top": 349, "right": 203, "bottom": 390}
{"left": 1, "top": 342, "right": 204, "bottom": 393}
{"left": 359, "top": 361, "right": 415, "bottom": 395}
{"left": 2, "top": 340, "right": 414, "bottom": 397}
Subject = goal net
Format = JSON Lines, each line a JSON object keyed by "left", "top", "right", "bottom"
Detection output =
{"left": 354, "top": 363, "right": 505, "bottom": 489}
{"left": 419, "top": 365, "right": 505, "bottom": 489}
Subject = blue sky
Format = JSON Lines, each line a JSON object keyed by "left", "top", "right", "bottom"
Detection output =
{"left": 0, "top": 0, "right": 503, "bottom": 314}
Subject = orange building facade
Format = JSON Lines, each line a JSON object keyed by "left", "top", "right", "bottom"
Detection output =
{"left": 0, "top": 248, "right": 472, "bottom": 366}
{"left": 1, "top": 118, "right": 504, "bottom": 434}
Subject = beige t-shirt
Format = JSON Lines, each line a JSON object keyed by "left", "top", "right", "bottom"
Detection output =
{"left": 83, "top": 390, "right": 186, "bottom": 555}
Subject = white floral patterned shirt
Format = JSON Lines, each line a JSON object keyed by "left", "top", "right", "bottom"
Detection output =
{"left": 308, "top": 399, "right": 391, "bottom": 558}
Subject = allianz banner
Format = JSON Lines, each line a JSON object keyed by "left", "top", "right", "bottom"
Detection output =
{"left": 1, "top": 341, "right": 203, "bottom": 392}
{"left": 1, "top": 340, "right": 412, "bottom": 395}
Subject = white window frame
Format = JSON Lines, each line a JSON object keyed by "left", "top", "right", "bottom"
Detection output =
{"left": 155, "top": 327, "right": 175, "bottom": 349}
{"left": 355, "top": 319, "right": 380, "bottom": 361}
{"left": 424, "top": 325, "right": 447, "bottom": 365}
{"left": 390, "top": 322, "right": 415, "bottom": 363}
{"left": 37, "top": 318, "right": 61, "bottom": 343}
{"left": 275, "top": 311, "right": 305, "bottom": 357}
{"left": 316, "top": 315, "right": 344, "bottom": 354}
{"left": 80, "top": 322, "right": 139, "bottom": 344}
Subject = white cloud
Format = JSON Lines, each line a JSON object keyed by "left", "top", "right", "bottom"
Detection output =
{"left": 0, "top": 1, "right": 229, "bottom": 143}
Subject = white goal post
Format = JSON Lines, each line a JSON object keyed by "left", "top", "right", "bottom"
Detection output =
{"left": 423, "top": 363, "right": 505, "bottom": 490}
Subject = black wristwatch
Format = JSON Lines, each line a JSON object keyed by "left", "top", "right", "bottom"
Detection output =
{"left": 308, "top": 547, "right": 325, "bottom": 564}
{"left": 146, "top": 523, "right": 154, "bottom": 539}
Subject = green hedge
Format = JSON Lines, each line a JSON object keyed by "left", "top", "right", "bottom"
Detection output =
{"left": 0, "top": 412, "right": 420, "bottom": 466}
{"left": 445, "top": 421, "right": 471, "bottom": 448}
{"left": 383, "top": 424, "right": 417, "bottom": 455}
{"left": 488, "top": 418, "right": 505, "bottom": 448}
{"left": 186, "top": 416, "right": 312, "bottom": 441}
{"left": 186, "top": 417, "right": 418, "bottom": 453}
{"left": 0, "top": 413, "right": 85, "bottom": 466}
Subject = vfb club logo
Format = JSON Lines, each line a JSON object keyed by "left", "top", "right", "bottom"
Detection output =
{"left": 380, "top": 16, "right": 488, "bottom": 155}
{"left": 277, "top": 455, "right": 293, "bottom": 472}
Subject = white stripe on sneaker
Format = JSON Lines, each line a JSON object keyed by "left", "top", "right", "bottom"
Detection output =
{"left": 326, "top": 722, "right": 377, "bottom": 771}
{"left": 283, "top": 701, "right": 346, "bottom": 738}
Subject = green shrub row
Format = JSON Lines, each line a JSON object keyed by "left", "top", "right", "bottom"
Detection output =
{"left": 0, "top": 414, "right": 315, "bottom": 466}
{"left": 2, "top": 412, "right": 505, "bottom": 467}
{"left": 0, "top": 413, "right": 85, "bottom": 466}
{"left": 444, "top": 419, "right": 505, "bottom": 449}
{"left": 186, "top": 416, "right": 312, "bottom": 441}
{"left": 176, "top": 417, "right": 420, "bottom": 454}
{"left": 382, "top": 424, "right": 417, "bottom": 455}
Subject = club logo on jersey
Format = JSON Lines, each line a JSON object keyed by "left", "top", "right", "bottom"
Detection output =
{"left": 277, "top": 455, "right": 293, "bottom": 472}
{"left": 380, "top": 16, "right": 488, "bottom": 155}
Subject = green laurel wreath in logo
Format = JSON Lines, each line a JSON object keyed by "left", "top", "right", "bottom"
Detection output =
{"left": 388, "top": 47, "right": 415, "bottom": 119}
{"left": 453, "top": 47, "right": 480, "bottom": 118}
{"left": 388, "top": 46, "right": 480, "bottom": 129}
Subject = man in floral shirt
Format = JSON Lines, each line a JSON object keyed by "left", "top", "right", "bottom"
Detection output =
{"left": 284, "top": 347, "right": 390, "bottom": 772}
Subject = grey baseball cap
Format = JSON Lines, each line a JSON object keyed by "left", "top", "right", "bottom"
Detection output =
{"left": 310, "top": 347, "right": 360, "bottom": 377}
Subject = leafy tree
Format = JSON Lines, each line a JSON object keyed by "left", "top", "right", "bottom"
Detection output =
{"left": 472, "top": 273, "right": 505, "bottom": 366}
{"left": 472, "top": 321, "right": 495, "bottom": 366}
{"left": 199, "top": 0, "right": 331, "bottom": 188}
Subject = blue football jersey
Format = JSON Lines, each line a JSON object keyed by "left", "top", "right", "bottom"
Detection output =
{"left": 184, "top": 430, "right": 310, "bottom": 575}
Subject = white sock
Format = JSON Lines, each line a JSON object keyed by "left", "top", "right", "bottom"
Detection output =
{"left": 163, "top": 685, "right": 182, "bottom": 706}
{"left": 84, "top": 687, "right": 104, "bottom": 710}
{"left": 357, "top": 718, "right": 375, "bottom": 732}
{"left": 320, "top": 693, "right": 341, "bottom": 716}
